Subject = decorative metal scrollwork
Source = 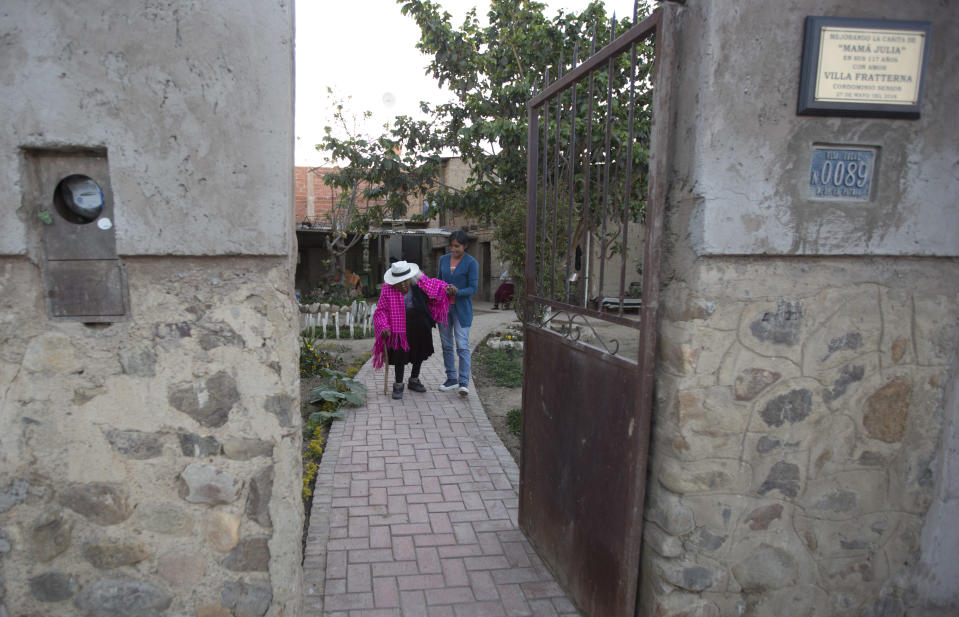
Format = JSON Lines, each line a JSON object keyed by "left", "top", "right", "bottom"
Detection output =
{"left": 536, "top": 308, "right": 620, "bottom": 356}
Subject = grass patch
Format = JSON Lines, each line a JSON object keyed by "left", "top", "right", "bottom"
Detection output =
{"left": 473, "top": 344, "right": 523, "bottom": 387}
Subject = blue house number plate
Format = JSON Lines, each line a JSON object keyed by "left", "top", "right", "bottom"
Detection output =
{"left": 809, "top": 147, "right": 876, "bottom": 200}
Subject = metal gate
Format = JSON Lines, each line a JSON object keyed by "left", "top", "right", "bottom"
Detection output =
{"left": 519, "top": 5, "right": 675, "bottom": 617}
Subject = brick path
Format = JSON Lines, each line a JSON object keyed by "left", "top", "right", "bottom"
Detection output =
{"left": 303, "top": 310, "right": 581, "bottom": 617}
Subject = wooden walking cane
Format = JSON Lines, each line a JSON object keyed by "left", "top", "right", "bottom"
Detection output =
{"left": 380, "top": 331, "right": 389, "bottom": 396}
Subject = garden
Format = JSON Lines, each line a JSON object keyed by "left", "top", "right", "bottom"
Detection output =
{"left": 296, "top": 282, "right": 377, "bottom": 534}
{"left": 471, "top": 325, "right": 525, "bottom": 464}
{"left": 296, "top": 307, "right": 528, "bottom": 547}
{"left": 297, "top": 331, "right": 369, "bottom": 517}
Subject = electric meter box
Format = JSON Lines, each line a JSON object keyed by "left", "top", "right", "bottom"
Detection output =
{"left": 23, "top": 148, "right": 130, "bottom": 321}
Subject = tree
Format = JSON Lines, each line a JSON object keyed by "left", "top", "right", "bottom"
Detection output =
{"left": 396, "top": 0, "right": 656, "bottom": 304}
{"left": 314, "top": 91, "right": 448, "bottom": 282}
{"left": 315, "top": 1, "right": 657, "bottom": 303}
{"left": 398, "top": 0, "right": 609, "bottom": 213}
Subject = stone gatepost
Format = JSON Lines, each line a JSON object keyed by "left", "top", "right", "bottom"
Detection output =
{"left": 0, "top": 2, "right": 301, "bottom": 616}
{"left": 642, "top": 1, "right": 959, "bottom": 616}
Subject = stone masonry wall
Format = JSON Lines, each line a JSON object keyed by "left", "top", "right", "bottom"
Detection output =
{"left": 639, "top": 1, "right": 959, "bottom": 615}
{"left": 640, "top": 249, "right": 959, "bottom": 616}
{"left": 0, "top": 256, "right": 302, "bottom": 616}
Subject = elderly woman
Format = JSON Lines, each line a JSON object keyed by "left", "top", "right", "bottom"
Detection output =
{"left": 493, "top": 268, "right": 514, "bottom": 310}
{"left": 373, "top": 261, "right": 450, "bottom": 399}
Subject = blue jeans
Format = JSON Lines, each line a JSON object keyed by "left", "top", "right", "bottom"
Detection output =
{"left": 439, "top": 313, "right": 471, "bottom": 386}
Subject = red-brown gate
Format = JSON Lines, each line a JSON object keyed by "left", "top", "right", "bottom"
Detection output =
{"left": 519, "top": 4, "right": 676, "bottom": 616}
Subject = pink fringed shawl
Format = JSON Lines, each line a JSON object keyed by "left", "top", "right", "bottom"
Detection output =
{"left": 372, "top": 275, "right": 450, "bottom": 370}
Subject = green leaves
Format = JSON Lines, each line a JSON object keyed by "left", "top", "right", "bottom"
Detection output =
{"left": 506, "top": 408, "right": 522, "bottom": 435}
{"left": 307, "top": 410, "right": 346, "bottom": 425}
{"left": 316, "top": 2, "right": 656, "bottom": 295}
{"left": 391, "top": 0, "right": 654, "bottom": 213}
{"left": 308, "top": 368, "right": 368, "bottom": 407}
{"left": 317, "top": 90, "right": 450, "bottom": 252}
{"left": 310, "top": 389, "right": 365, "bottom": 406}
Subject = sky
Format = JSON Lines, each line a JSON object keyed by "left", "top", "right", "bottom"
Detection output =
{"left": 294, "top": 0, "right": 642, "bottom": 166}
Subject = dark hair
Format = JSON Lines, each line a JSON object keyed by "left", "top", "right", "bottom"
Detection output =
{"left": 448, "top": 229, "right": 470, "bottom": 247}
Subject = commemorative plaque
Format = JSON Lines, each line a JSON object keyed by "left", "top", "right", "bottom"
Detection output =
{"left": 798, "top": 16, "right": 931, "bottom": 118}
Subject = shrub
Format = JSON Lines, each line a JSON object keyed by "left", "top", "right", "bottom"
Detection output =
{"left": 301, "top": 423, "right": 324, "bottom": 503}
{"left": 308, "top": 368, "right": 367, "bottom": 407}
{"left": 299, "top": 345, "right": 370, "bottom": 520}
{"left": 506, "top": 408, "right": 522, "bottom": 435}
{"left": 299, "top": 333, "right": 342, "bottom": 378}
{"left": 302, "top": 461, "right": 318, "bottom": 502}
{"left": 300, "top": 281, "right": 356, "bottom": 306}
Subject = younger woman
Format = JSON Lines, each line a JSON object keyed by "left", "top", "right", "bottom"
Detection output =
{"left": 373, "top": 261, "right": 450, "bottom": 399}
{"left": 437, "top": 230, "right": 478, "bottom": 396}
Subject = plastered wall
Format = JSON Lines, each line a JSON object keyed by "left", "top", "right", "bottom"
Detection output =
{"left": 0, "top": 1, "right": 293, "bottom": 256}
{"left": 680, "top": 0, "right": 958, "bottom": 257}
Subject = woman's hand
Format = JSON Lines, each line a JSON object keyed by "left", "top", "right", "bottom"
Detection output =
{"left": 446, "top": 285, "right": 458, "bottom": 297}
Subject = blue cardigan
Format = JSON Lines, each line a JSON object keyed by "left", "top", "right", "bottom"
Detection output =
{"left": 438, "top": 252, "right": 478, "bottom": 327}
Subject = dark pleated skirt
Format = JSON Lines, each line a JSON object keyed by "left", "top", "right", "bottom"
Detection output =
{"left": 387, "top": 307, "right": 434, "bottom": 365}
{"left": 494, "top": 281, "right": 515, "bottom": 303}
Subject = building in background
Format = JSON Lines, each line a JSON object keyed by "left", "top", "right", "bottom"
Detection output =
{"left": 294, "top": 157, "right": 509, "bottom": 302}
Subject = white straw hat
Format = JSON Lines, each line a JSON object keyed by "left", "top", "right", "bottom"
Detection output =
{"left": 383, "top": 260, "right": 420, "bottom": 285}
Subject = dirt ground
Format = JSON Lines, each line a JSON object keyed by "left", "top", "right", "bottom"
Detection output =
{"left": 471, "top": 370, "right": 523, "bottom": 466}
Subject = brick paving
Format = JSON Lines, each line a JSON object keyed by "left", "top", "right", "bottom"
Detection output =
{"left": 304, "top": 307, "right": 581, "bottom": 617}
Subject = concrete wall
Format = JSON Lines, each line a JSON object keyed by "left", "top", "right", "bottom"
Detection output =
{"left": 1, "top": 1, "right": 292, "bottom": 257}
{"left": 686, "top": 1, "right": 958, "bottom": 257}
{"left": 588, "top": 222, "right": 645, "bottom": 301}
{"left": 0, "top": 2, "right": 300, "bottom": 616}
{"left": 643, "top": 1, "right": 959, "bottom": 616}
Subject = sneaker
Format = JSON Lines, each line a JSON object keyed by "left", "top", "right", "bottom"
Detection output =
{"left": 439, "top": 378, "right": 459, "bottom": 391}
{"left": 458, "top": 385, "right": 469, "bottom": 397}
{"left": 407, "top": 377, "right": 427, "bottom": 393}
{"left": 392, "top": 383, "right": 404, "bottom": 400}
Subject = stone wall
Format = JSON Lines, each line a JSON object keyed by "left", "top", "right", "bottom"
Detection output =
{"left": 642, "top": 251, "right": 959, "bottom": 616}
{"left": 641, "top": 1, "right": 959, "bottom": 615}
{"left": 0, "top": 1, "right": 299, "bottom": 616}
{"left": 0, "top": 258, "right": 302, "bottom": 616}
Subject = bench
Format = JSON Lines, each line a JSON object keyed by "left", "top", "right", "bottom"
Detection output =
{"left": 597, "top": 296, "right": 642, "bottom": 311}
